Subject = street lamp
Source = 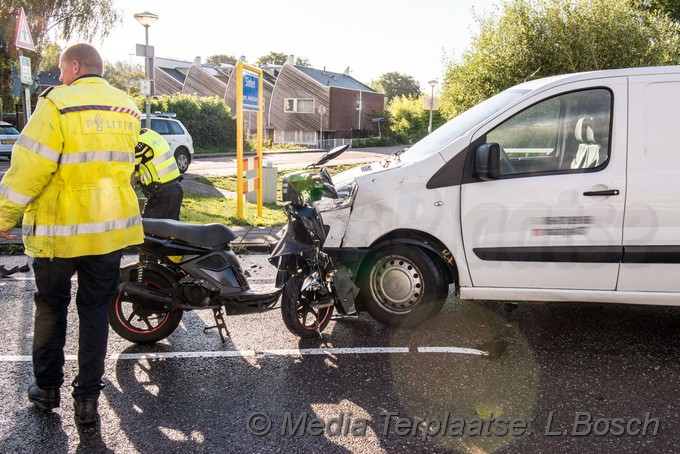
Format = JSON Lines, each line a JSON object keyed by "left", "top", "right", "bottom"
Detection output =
{"left": 428, "top": 79, "right": 438, "bottom": 134}
{"left": 134, "top": 11, "right": 159, "bottom": 127}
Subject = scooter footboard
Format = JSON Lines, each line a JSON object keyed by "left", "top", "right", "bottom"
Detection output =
{"left": 221, "top": 286, "right": 282, "bottom": 315}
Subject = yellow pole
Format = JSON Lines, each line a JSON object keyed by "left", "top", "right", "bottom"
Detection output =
{"left": 236, "top": 62, "right": 264, "bottom": 219}
{"left": 257, "top": 71, "right": 263, "bottom": 216}
{"left": 236, "top": 61, "right": 244, "bottom": 219}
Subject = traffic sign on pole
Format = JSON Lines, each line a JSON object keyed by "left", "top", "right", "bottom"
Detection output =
{"left": 14, "top": 7, "right": 35, "bottom": 51}
{"left": 19, "top": 56, "right": 32, "bottom": 85}
{"left": 242, "top": 70, "right": 260, "bottom": 111}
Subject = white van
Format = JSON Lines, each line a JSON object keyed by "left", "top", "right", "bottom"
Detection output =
{"left": 320, "top": 66, "right": 680, "bottom": 327}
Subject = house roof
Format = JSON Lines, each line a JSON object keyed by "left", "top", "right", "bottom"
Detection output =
{"left": 155, "top": 57, "right": 192, "bottom": 69}
{"left": 294, "top": 66, "right": 374, "bottom": 92}
{"left": 158, "top": 67, "right": 187, "bottom": 84}
{"left": 38, "top": 71, "right": 61, "bottom": 88}
{"left": 153, "top": 58, "right": 378, "bottom": 94}
{"left": 262, "top": 71, "right": 277, "bottom": 86}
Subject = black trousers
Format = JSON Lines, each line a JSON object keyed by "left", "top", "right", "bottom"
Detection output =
{"left": 32, "top": 250, "right": 123, "bottom": 401}
{"left": 142, "top": 182, "right": 183, "bottom": 220}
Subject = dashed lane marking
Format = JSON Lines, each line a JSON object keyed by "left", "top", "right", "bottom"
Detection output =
{"left": 418, "top": 346, "right": 489, "bottom": 356}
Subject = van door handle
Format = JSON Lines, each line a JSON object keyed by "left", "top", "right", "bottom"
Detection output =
{"left": 583, "top": 189, "right": 620, "bottom": 196}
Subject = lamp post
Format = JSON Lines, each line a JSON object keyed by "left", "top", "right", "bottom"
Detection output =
{"left": 134, "top": 11, "right": 159, "bottom": 127}
{"left": 428, "top": 79, "right": 438, "bottom": 134}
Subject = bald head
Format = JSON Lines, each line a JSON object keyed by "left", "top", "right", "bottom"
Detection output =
{"left": 59, "top": 43, "right": 103, "bottom": 85}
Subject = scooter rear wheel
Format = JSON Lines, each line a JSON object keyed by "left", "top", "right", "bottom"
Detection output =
{"left": 281, "top": 272, "right": 334, "bottom": 338}
{"left": 109, "top": 265, "right": 183, "bottom": 344}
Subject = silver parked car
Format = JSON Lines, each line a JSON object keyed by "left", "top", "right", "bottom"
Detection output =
{"left": 0, "top": 121, "right": 20, "bottom": 160}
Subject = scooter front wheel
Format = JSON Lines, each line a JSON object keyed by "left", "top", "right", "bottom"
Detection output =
{"left": 109, "top": 265, "right": 183, "bottom": 344}
{"left": 281, "top": 272, "right": 334, "bottom": 338}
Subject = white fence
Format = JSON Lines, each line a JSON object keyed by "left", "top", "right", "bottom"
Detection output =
{"left": 274, "top": 132, "right": 374, "bottom": 150}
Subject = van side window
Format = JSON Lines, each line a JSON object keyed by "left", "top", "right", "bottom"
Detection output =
{"left": 486, "top": 89, "right": 612, "bottom": 177}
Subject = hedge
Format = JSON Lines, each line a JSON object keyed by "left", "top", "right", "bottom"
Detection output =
{"left": 134, "top": 94, "right": 236, "bottom": 150}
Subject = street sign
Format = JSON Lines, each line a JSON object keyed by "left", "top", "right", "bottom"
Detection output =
{"left": 422, "top": 95, "right": 439, "bottom": 111}
{"left": 19, "top": 56, "right": 31, "bottom": 85}
{"left": 140, "top": 80, "right": 151, "bottom": 96}
{"left": 242, "top": 70, "right": 260, "bottom": 111}
{"left": 14, "top": 7, "right": 35, "bottom": 51}
{"left": 136, "top": 43, "right": 154, "bottom": 57}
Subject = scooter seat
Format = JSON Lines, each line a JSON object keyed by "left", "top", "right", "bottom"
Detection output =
{"left": 142, "top": 218, "right": 238, "bottom": 248}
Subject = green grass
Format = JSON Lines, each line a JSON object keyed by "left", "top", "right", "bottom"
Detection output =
{"left": 180, "top": 163, "right": 364, "bottom": 227}
{"left": 205, "top": 163, "right": 359, "bottom": 191}
{"left": 181, "top": 193, "right": 287, "bottom": 226}
{"left": 0, "top": 244, "right": 25, "bottom": 255}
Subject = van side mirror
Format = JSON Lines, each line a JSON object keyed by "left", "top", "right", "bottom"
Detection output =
{"left": 475, "top": 143, "right": 501, "bottom": 180}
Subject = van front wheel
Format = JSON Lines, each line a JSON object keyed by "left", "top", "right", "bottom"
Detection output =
{"left": 357, "top": 246, "right": 448, "bottom": 328}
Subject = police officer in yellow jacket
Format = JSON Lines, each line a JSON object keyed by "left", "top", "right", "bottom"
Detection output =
{"left": 135, "top": 128, "right": 184, "bottom": 220}
{"left": 0, "top": 43, "right": 143, "bottom": 425}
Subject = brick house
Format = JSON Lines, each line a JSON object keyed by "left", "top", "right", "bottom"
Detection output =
{"left": 154, "top": 56, "right": 384, "bottom": 146}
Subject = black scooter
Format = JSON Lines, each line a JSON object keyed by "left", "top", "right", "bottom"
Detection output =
{"left": 109, "top": 144, "right": 357, "bottom": 343}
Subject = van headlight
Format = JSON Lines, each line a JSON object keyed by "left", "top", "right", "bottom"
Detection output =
{"left": 315, "top": 179, "right": 357, "bottom": 212}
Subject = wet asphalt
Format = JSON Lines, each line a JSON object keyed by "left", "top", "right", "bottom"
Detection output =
{"left": 0, "top": 253, "right": 679, "bottom": 453}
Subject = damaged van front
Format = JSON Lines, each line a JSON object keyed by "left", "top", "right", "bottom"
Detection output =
{"left": 318, "top": 86, "right": 533, "bottom": 327}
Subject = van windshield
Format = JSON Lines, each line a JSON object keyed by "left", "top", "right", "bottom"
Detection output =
{"left": 401, "top": 88, "right": 530, "bottom": 163}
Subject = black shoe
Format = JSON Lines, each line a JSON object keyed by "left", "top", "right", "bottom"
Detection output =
{"left": 27, "top": 383, "right": 60, "bottom": 410}
{"left": 74, "top": 399, "right": 98, "bottom": 425}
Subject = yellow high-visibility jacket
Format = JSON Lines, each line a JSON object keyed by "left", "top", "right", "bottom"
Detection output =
{"left": 0, "top": 76, "right": 144, "bottom": 258}
{"left": 136, "top": 128, "right": 181, "bottom": 185}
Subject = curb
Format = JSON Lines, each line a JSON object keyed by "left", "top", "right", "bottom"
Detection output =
{"left": 194, "top": 149, "right": 322, "bottom": 159}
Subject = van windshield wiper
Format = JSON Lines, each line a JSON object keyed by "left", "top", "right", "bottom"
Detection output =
{"left": 380, "top": 147, "right": 407, "bottom": 168}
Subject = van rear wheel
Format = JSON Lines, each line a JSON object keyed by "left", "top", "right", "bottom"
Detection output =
{"left": 357, "top": 245, "right": 448, "bottom": 328}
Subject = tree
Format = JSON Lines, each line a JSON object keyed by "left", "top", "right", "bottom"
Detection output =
{"left": 388, "top": 95, "right": 444, "bottom": 144}
{"left": 104, "top": 61, "right": 144, "bottom": 95}
{"left": 294, "top": 56, "right": 311, "bottom": 67}
{"left": 40, "top": 43, "right": 62, "bottom": 72}
{"left": 0, "top": 1, "right": 121, "bottom": 106}
{"left": 255, "top": 52, "right": 310, "bottom": 67}
{"left": 0, "top": 1, "right": 120, "bottom": 46}
{"left": 206, "top": 54, "right": 237, "bottom": 66}
{"left": 631, "top": 0, "right": 680, "bottom": 21}
{"left": 440, "top": 0, "right": 680, "bottom": 119}
{"left": 376, "top": 72, "right": 422, "bottom": 103}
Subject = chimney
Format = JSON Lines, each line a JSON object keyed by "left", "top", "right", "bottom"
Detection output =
{"left": 192, "top": 56, "right": 201, "bottom": 65}
{"left": 285, "top": 54, "right": 295, "bottom": 65}
{"left": 343, "top": 66, "right": 350, "bottom": 76}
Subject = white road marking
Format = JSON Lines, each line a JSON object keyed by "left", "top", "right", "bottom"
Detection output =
{"left": 418, "top": 346, "right": 489, "bottom": 356}
{"left": 0, "top": 346, "right": 488, "bottom": 362}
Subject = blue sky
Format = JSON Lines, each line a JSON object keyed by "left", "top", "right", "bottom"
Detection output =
{"left": 95, "top": 0, "right": 501, "bottom": 92}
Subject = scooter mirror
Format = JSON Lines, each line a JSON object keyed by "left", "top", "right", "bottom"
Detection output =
{"left": 308, "top": 144, "right": 350, "bottom": 168}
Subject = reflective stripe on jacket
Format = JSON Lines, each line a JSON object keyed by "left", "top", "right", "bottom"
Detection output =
{"left": 0, "top": 76, "right": 144, "bottom": 258}
{"left": 135, "top": 128, "right": 180, "bottom": 185}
